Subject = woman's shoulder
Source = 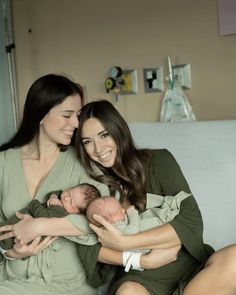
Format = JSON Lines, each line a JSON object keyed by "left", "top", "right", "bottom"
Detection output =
{"left": 0, "top": 147, "right": 20, "bottom": 162}
{"left": 0, "top": 148, "right": 20, "bottom": 182}
{"left": 145, "top": 148, "right": 179, "bottom": 171}
{"left": 147, "top": 148, "right": 175, "bottom": 161}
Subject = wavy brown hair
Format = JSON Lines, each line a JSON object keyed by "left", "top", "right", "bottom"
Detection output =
{"left": 76, "top": 100, "right": 150, "bottom": 211}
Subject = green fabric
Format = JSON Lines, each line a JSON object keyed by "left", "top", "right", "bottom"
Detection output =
{"left": 0, "top": 147, "right": 109, "bottom": 294}
{"left": 78, "top": 149, "right": 214, "bottom": 294}
{"left": 0, "top": 198, "right": 68, "bottom": 249}
{"left": 78, "top": 243, "right": 114, "bottom": 288}
{"left": 146, "top": 149, "right": 213, "bottom": 263}
{"left": 114, "top": 191, "right": 191, "bottom": 235}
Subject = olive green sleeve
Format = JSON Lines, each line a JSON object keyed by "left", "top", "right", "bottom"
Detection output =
{"left": 147, "top": 149, "right": 213, "bottom": 262}
{"left": 77, "top": 243, "right": 113, "bottom": 287}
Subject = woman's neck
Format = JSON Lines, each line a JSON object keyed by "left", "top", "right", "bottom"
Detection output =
{"left": 22, "top": 137, "right": 60, "bottom": 162}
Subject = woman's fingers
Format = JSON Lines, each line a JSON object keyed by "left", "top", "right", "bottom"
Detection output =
{"left": 14, "top": 236, "right": 57, "bottom": 256}
{"left": 89, "top": 214, "right": 125, "bottom": 250}
{"left": 89, "top": 223, "right": 101, "bottom": 236}
{"left": 0, "top": 228, "right": 15, "bottom": 241}
{"left": 89, "top": 214, "right": 116, "bottom": 238}
{"left": 15, "top": 211, "right": 26, "bottom": 220}
{"left": 10, "top": 216, "right": 38, "bottom": 244}
{"left": 37, "top": 236, "right": 57, "bottom": 252}
{"left": 29, "top": 236, "right": 57, "bottom": 254}
{"left": 92, "top": 214, "right": 115, "bottom": 230}
{"left": 0, "top": 224, "right": 13, "bottom": 232}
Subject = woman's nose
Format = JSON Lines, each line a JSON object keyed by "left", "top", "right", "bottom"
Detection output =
{"left": 94, "top": 140, "right": 102, "bottom": 153}
{"left": 70, "top": 114, "right": 79, "bottom": 128}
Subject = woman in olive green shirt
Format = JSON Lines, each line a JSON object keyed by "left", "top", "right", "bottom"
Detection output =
{"left": 75, "top": 100, "right": 236, "bottom": 295}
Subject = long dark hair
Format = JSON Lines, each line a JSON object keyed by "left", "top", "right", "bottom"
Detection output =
{"left": 76, "top": 100, "right": 150, "bottom": 211}
{"left": 0, "top": 74, "right": 84, "bottom": 151}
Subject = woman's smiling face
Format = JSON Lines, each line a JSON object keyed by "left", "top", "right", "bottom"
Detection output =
{"left": 81, "top": 117, "right": 117, "bottom": 168}
{"left": 40, "top": 94, "right": 81, "bottom": 146}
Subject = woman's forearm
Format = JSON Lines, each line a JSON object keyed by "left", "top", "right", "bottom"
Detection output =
{"left": 0, "top": 216, "right": 85, "bottom": 245}
{"left": 3, "top": 236, "right": 57, "bottom": 260}
{"left": 122, "top": 223, "right": 181, "bottom": 250}
{"left": 90, "top": 215, "right": 181, "bottom": 251}
{"left": 98, "top": 247, "right": 123, "bottom": 265}
{"left": 97, "top": 244, "right": 181, "bottom": 270}
{"left": 140, "top": 245, "right": 181, "bottom": 269}
{"left": 34, "top": 217, "right": 85, "bottom": 237}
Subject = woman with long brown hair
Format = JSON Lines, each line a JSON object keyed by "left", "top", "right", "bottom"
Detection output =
{"left": 76, "top": 99, "right": 236, "bottom": 295}
{"left": 0, "top": 75, "right": 109, "bottom": 294}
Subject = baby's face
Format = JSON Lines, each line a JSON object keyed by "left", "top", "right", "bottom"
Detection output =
{"left": 104, "top": 198, "right": 125, "bottom": 223}
{"left": 61, "top": 186, "right": 87, "bottom": 214}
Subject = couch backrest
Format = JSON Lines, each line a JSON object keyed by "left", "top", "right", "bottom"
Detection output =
{"left": 129, "top": 120, "right": 236, "bottom": 250}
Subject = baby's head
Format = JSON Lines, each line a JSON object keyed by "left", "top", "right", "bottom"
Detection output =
{"left": 86, "top": 196, "right": 125, "bottom": 226}
{"left": 61, "top": 183, "right": 101, "bottom": 214}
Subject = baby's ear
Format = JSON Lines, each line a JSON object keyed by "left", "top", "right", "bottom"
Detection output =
{"left": 64, "top": 195, "right": 70, "bottom": 201}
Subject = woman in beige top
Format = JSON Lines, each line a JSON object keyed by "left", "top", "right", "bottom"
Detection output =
{"left": 0, "top": 74, "right": 110, "bottom": 294}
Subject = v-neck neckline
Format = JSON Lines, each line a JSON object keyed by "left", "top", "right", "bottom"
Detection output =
{"left": 18, "top": 148, "right": 64, "bottom": 200}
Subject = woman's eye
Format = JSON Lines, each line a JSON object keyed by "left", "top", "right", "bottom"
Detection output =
{"left": 61, "top": 111, "right": 74, "bottom": 118}
{"left": 101, "top": 132, "right": 109, "bottom": 138}
{"left": 81, "top": 140, "right": 90, "bottom": 145}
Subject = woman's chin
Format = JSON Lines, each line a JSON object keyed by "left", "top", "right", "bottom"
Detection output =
{"left": 59, "top": 138, "right": 72, "bottom": 146}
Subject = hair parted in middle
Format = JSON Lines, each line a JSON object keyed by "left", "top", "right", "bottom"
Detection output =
{"left": 76, "top": 99, "right": 150, "bottom": 211}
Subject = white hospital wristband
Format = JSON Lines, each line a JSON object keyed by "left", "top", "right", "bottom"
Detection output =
{"left": 123, "top": 251, "right": 132, "bottom": 267}
{"left": 130, "top": 252, "right": 144, "bottom": 271}
{"left": 123, "top": 251, "right": 144, "bottom": 272}
{"left": 0, "top": 246, "right": 16, "bottom": 260}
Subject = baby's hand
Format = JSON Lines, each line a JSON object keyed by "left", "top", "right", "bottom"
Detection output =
{"left": 47, "top": 194, "right": 62, "bottom": 207}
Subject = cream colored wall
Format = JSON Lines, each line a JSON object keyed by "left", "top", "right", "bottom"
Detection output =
{"left": 12, "top": 0, "right": 236, "bottom": 122}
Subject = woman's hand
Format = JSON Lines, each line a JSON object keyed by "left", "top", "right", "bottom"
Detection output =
{"left": 89, "top": 214, "right": 127, "bottom": 250}
{"left": 5, "top": 236, "right": 57, "bottom": 259}
{"left": 140, "top": 245, "right": 181, "bottom": 269}
{"left": 0, "top": 212, "right": 41, "bottom": 244}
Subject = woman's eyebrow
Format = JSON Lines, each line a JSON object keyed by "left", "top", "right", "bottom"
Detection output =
{"left": 81, "top": 129, "right": 107, "bottom": 140}
{"left": 81, "top": 136, "right": 90, "bottom": 140}
{"left": 98, "top": 129, "right": 106, "bottom": 135}
{"left": 61, "top": 110, "right": 74, "bottom": 113}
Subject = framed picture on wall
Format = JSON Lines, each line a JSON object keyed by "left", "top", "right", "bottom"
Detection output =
{"left": 218, "top": 0, "right": 236, "bottom": 36}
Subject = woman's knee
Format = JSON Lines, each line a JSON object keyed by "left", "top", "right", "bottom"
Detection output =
{"left": 205, "top": 244, "right": 236, "bottom": 282}
{"left": 207, "top": 244, "right": 236, "bottom": 267}
{"left": 115, "top": 281, "right": 150, "bottom": 295}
